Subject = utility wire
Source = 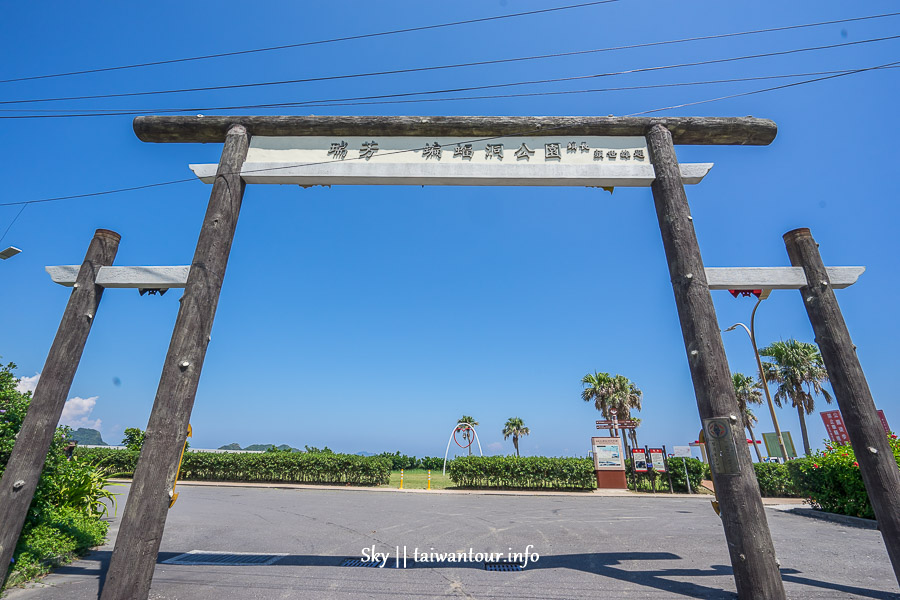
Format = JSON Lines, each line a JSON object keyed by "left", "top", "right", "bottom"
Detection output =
{"left": 0, "top": 59, "right": 893, "bottom": 209}
{"left": 2, "top": 34, "right": 898, "bottom": 117}
{"left": 2, "top": 26, "right": 899, "bottom": 107}
{"left": 3, "top": 66, "right": 898, "bottom": 118}
{"left": 625, "top": 59, "right": 900, "bottom": 116}
{"left": 0, "top": 204, "right": 27, "bottom": 245}
{"left": 0, "top": 1, "right": 619, "bottom": 84}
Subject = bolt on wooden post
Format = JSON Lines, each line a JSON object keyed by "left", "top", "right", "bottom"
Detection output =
{"left": 0, "top": 229, "right": 120, "bottom": 584}
{"left": 646, "top": 124, "right": 785, "bottom": 599}
{"left": 783, "top": 227, "right": 900, "bottom": 584}
{"left": 100, "top": 125, "right": 250, "bottom": 600}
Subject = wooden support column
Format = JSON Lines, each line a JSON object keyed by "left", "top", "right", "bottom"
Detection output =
{"left": 646, "top": 124, "right": 785, "bottom": 599}
{"left": 783, "top": 227, "right": 900, "bottom": 583}
{"left": 0, "top": 229, "right": 120, "bottom": 584}
{"left": 100, "top": 124, "right": 250, "bottom": 600}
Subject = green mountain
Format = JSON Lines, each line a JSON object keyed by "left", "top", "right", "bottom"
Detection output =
{"left": 243, "top": 443, "right": 299, "bottom": 452}
{"left": 70, "top": 428, "right": 107, "bottom": 446}
{"left": 218, "top": 443, "right": 242, "bottom": 450}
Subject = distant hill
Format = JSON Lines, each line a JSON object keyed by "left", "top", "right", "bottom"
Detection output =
{"left": 355, "top": 451, "right": 377, "bottom": 457}
{"left": 218, "top": 443, "right": 242, "bottom": 450}
{"left": 243, "top": 443, "right": 299, "bottom": 452}
{"left": 70, "top": 428, "right": 107, "bottom": 446}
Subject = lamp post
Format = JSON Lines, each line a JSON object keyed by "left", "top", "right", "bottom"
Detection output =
{"left": 723, "top": 293, "right": 789, "bottom": 462}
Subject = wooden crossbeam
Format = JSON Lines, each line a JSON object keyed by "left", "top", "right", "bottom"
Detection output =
{"left": 133, "top": 115, "right": 777, "bottom": 145}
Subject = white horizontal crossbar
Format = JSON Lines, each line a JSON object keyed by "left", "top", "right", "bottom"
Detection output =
{"left": 705, "top": 266, "right": 865, "bottom": 290}
{"left": 188, "top": 162, "right": 713, "bottom": 187}
{"left": 46, "top": 265, "right": 190, "bottom": 288}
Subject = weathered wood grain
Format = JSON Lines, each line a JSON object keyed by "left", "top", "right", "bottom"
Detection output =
{"left": 646, "top": 124, "right": 785, "bottom": 599}
{"left": 134, "top": 115, "right": 777, "bottom": 145}
{"left": 99, "top": 125, "right": 250, "bottom": 600}
{"left": 0, "top": 229, "right": 120, "bottom": 584}
{"left": 784, "top": 227, "right": 900, "bottom": 584}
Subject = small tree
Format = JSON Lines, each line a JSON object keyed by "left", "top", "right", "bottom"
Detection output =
{"left": 458, "top": 415, "right": 478, "bottom": 456}
{"left": 502, "top": 417, "right": 530, "bottom": 457}
{"left": 121, "top": 428, "right": 145, "bottom": 452}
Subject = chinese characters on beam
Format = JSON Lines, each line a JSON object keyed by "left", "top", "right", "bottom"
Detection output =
{"left": 324, "top": 140, "right": 647, "bottom": 162}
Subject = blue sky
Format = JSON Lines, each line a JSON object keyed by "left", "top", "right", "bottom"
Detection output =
{"left": 1, "top": 1, "right": 897, "bottom": 458}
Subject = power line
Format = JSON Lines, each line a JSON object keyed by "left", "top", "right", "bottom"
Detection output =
{"left": 2, "top": 23, "right": 899, "bottom": 107}
{"left": 3, "top": 67, "right": 897, "bottom": 118}
{"left": 2, "top": 35, "right": 898, "bottom": 118}
{"left": 0, "top": 204, "right": 27, "bottom": 245}
{"left": 626, "top": 59, "right": 900, "bottom": 115}
{"left": 0, "top": 1, "right": 619, "bottom": 85}
{"left": 0, "top": 59, "right": 892, "bottom": 209}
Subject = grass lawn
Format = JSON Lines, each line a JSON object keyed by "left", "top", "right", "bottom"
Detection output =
{"left": 382, "top": 469, "right": 455, "bottom": 490}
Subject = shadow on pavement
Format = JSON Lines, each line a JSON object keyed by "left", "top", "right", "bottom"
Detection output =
{"left": 49, "top": 549, "right": 898, "bottom": 600}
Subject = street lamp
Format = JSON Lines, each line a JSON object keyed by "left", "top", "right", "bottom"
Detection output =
{"left": 723, "top": 292, "right": 789, "bottom": 462}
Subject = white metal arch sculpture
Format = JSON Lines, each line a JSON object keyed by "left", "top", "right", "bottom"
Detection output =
{"left": 442, "top": 421, "right": 483, "bottom": 475}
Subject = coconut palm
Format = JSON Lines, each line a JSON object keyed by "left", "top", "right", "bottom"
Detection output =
{"left": 502, "top": 417, "right": 530, "bottom": 457}
{"left": 581, "top": 371, "right": 642, "bottom": 455}
{"left": 581, "top": 372, "right": 617, "bottom": 435}
{"left": 759, "top": 339, "right": 833, "bottom": 456}
{"left": 458, "top": 415, "right": 479, "bottom": 456}
{"left": 732, "top": 372, "right": 764, "bottom": 462}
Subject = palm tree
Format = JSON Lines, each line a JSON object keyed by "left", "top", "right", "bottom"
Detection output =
{"left": 581, "top": 371, "right": 642, "bottom": 455}
{"left": 502, "top": 417, "right": 530, "bottom": 457}
{"left": 732, "top": 372, "right": 764, "bottom": 462}
{"left": 581, "top": 372, "right": 616, "bottom": 435}
{"left": 759, "top": 339, "right": 833, "bottom": 457}
{"left": 458, "top": 415, "right": 479, "bottom": 456}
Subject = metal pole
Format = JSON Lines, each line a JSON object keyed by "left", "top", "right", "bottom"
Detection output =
{"left": 683, "top": 458, "right": 691, "bottom": 494}
{"left": 663, "top": 445, "right": 674, "bottom": 494}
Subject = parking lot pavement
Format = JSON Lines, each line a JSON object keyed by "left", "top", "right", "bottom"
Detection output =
{"left": 5, "top": 484, "right": 898, "bottom": 599}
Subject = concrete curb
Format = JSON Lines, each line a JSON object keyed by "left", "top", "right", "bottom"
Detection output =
{"left": 768, "top": 505, "right": 879, "bottom": 530}
{"left": 110, "top": 479, "right": 803, "bottom": 502}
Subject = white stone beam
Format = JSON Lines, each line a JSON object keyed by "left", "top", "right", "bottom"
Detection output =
{"left": 705, "top": 266, "right": 865, "bottom": 290}
{"left": 46, "top": 266, "right": 190, "bottom": 288}
{"left": 188, "top": 162, "right": 713, "bottom": 187}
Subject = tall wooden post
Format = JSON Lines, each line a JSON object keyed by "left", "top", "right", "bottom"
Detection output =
{"left": 783, "top": 227, "right": 900, "bottom": 583}
{"left": 0, "top": 229, "right": 120, "bottom": 584}
{"left": 646, "top": 124, "right": 785, "bottom": 599}
{"left": 100, "top": 124, "right": 250, "bottom": 600}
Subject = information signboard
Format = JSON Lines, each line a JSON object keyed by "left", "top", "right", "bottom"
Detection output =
{"left": 673, "top": 445, "right": 692, "bottom": 458}
{"left": 878, "top": 410, "right": 891, "bottom": 435}
{"left": 591, "top": 437, "right": 624, "bottom": 471}
{"left": 762, "top": 431, "right": 797, "bottom": 459}
{"left": 648, "top": 448, "right": 666, "bottom": 472}
{"left": 820, "top": 410, "right": 850, "bottom": 444}
{"left": 632, "top": 448, "right": 648, "bottom": 472}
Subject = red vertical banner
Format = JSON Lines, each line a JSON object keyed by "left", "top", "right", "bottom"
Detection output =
{"left": 820, "top": 410, "right": 850, "bottom": 444}
{"left": 877, "top": 410, "right": 891, "bottom": 434}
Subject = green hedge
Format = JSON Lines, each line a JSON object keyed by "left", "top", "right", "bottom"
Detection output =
{"left": 448, "top": 456, "right": 596, "bottom": 489}
{"left": 786, "top": 436, "right": 900, "bottom": 519}
{"left": 753, "top": 462, "right": 798, "bottom": 497}
{"left": 75, "top": 447, "right": 391, "bottom": 486}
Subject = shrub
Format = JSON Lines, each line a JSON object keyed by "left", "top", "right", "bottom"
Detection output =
{"left": 418, "top": 456, "right": 447, "bottom": 471}
{"left": 4, "top": 506, "right": 108, "bottom": 589}
{"left": 1, "top": 362, "right": 112, "bottom": 589}
{"left": 753, "top": 462, "right": 798, "bottom": 497}
{"left": 787, "top": 435, "right": 900, "bottom": 519}
{"left": 448, "top": 456, "right": 595, "bottom": 489}
{"left": 627, "top": 457, "right": 704, "bottom": 493}
{"left": 76, "top": 447, "right": 391, "bottom": 486}
{"left": 121, "top": 427, "right": 145, "bottom": 452}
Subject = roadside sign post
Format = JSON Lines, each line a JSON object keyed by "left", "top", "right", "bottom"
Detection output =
{"left": 673, "top": 445, "right": 692, "bottom": 494}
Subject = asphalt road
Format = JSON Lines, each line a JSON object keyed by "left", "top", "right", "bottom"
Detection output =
{"left": 4, "top": 484, "right": 898, "bottom": 599}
